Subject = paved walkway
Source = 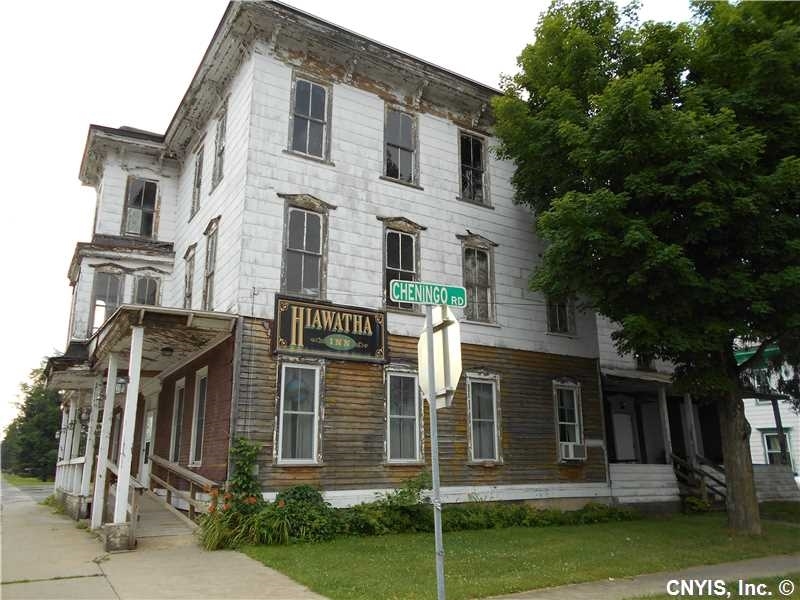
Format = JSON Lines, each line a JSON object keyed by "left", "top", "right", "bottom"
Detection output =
{"left": 491, "top": 554, "right": 800, "bottom": 600}
{"left": 0, "top": 480, "right": 323, "bottom": 599}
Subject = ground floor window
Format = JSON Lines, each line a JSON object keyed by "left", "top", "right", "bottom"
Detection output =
{"left": 555, "top": 381, "right": 585, "bottom": 460}
{"left": 190, "top": 368, "right": 208, "bottom": 466}
{"left": 387, "top": 372, "right": 420, "bottom": 462}
{"left": 171, "top": 379, "right": 185, "bottom": 462}
{"left": 467, "top": 375, "right": 500, "bottom": 462}
{"left": 278, "top": 364, "right": 320, "bottom": 463}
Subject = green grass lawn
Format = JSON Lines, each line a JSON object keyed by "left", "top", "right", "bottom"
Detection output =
{"left": 242, "top": 514, "right": 800, "bottom": 600}
{"left": 760, "top": 501, "right": 800, "bottom": 524}
{"left": 2, "top": 472, "right": 53, "bottom": 487}
{"left": 631, "top": 572, "right": 800, "bottom": 599}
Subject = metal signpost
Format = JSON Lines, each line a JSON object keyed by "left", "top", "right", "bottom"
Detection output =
{"left": 390, "top": 280, "right": 465, "bottom": 600}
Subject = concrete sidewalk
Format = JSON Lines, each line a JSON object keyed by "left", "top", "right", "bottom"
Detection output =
{"left": 491, "top": 554, "right": 800, "bottom": 600}
{"left": 0, "top": 481, "right": 323, "bottom": 599}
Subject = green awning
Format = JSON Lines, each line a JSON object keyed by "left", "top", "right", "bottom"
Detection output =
{"left": 735, "top": 344, "right": 782, "bottom": 368}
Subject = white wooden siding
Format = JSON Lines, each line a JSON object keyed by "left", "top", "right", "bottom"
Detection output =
{"left": 744, "top": 397, "right": 800, "bottom": 468}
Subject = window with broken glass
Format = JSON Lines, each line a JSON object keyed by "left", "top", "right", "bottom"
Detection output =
{"left": 463, "top": 247, "right": 493, "bottom": 322}
{"left": 385, "top": 109, "right": 416, "bottom": 184}
{"left": 123, "top": 178, "right": 157, "bottom": 238}
{"left": 89, "top": 271, "right": 123, "bottom": 335}
{"left": 291, "top": 78, "right": 328, "bottom": 159}
{"left": 133, "top": 276, "right": 159, "bottom": 306}
{"left": 284, "top": 207, "right": 323, "bottom": 297}
{"left": 459, "top": 132, "right": 487, "bottom": 204}
{"left": 212, "top": 104, "right": 227, "bottom": 189}
{"left": 191, "top": 147, "right": 204, "bottom": 217}
{"left": 202, "top": 223, "right": 217, "bottom": 311}
{"left": 387, "top": 373, "right": 420, "bottom": 462}
{"left": 385, "top": 229, "right": 417, "bottom": 310}
{"left": 547, "top": 297, "right": 575, "bottom": 334}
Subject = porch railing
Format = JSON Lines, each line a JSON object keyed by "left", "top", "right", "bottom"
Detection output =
{"left": 55, "top": 457, "right": 85, "bottom": 495}
{"left": 671, "top": 452, "right": 727, "bottom": 503}
{"left": 149, "top": 454, "right": 221, "bottom": 521}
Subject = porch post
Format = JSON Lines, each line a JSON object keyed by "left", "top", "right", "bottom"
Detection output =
{"left": 114, "top": 326, "right": 144, "bottom": 523}
{"left": 770, "top": 398, "right": 790, "bottom": 465}
{"left": 683, "top": 393, "right": 698, "bottom": 466}
{"left": 92, "top": 353, "right": 118, "bottom": 529}
{"left": 658, "top": 386, "right": 673, "bottom": 465}
{"left": 63, "top": 400, "right": 78, "bottom": 492}
{"left": 71, "top": 394, "right": 85, "bottom": 494}
{"left": 55, "top": 404, "right": 69, "bottom": 492}
{"left": 80, "top": 377, "right": 102, "bottom": 500}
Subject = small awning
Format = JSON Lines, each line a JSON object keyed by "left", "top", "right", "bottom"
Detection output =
{"left": 735, "top": 344, "right": 783, "bottom": 368}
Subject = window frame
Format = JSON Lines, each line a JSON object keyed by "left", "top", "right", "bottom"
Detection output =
{"left": 383, "top": 106, "right": 419, "bottom": 186}
{"left": 277, "top": 362, "right": 322, "bottom": 465}
{"left": 211, "top": 102, "right": 227, "bottom": 190}
{"left": 762, "top": 431, "right": 793, "bottom": 469}
{"left": 462, "top": 245, "right": 495, "bottom": 323}
{"left": 385, "top": 369, "right": 422, "bottom": 464}
{"left": 170, "top": 378, "right": 186, "bottom": 463}
{"left": 282, "top": 203, "right": 327, "bottom": 299}
{"left": 121, "top": 176, "right": 159, "bottom": 238}
{"left": 553, "top": 380, "right": 585, "bottom": 462}
{"left": 466, "top": 373, "right": 501, "bottom": 463}
{"left": 133, "top": 275, "right": 160, "bottom": 306}
{"left": 88, "top": 269, "right": 125, "bottom": 336}
{"left": 288, "top": 73, "right": 332, "bottom": 162}
{"left": 184, "top": 244, "right": 196, "bottom": 310}
{"left": 384, "top": 228, "right": 419, "bottom": 311}
{"left": 191, "top": 145, "right": 204, "bottom": 218}
{"left": 189, "top": 367, "right": 208, "bottom": 467}
{"left": 546, "top": 297, "right": 577, "bottom": 335}
{"left": 458, "top": 130, "right": 490, "bottom": 206}
{"left": 202, "top": 219, "right": 219, "bottom": 311}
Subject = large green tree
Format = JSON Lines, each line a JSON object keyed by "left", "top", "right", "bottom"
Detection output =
{"left": 1, "top": 368, "right": 61, "bottom": 480}
{"left": 493, "top": 0, "right": 800, "bottom": 534}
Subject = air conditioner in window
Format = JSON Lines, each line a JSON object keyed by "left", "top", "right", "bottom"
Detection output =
{"left": 560, "top": 442, "right": 586, "bottom": 461}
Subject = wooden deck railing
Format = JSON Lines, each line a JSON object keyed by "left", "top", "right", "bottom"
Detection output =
{"left": 671, "top": 453, "right": 727, "bottom": 502}
{"left": 149, "top": 454, "right": 221, "bottom": 521}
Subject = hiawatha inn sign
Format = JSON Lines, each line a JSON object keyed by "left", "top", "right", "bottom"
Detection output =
{"left": 274, "top": 296, "right": 387, "bottom": 363}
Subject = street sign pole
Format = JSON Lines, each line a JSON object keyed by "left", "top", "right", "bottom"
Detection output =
{"left": 425, "top": 304, "right": 446, "bottom": 600}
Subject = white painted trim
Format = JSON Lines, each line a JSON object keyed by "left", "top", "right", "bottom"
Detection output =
{"left": 385, "top": 370, "right": 421, "bottom": 463}
{"left": 466, "top": 373, "right": 501, "bottom": 462}
{"left": 277, "top": 363, "right": 321, "bottom": 464}
{"left": 170, "top": 378, "right": 186, "bottom": 462}
{"left": 189, "top": 367, "right": 208, "bottom": 467}
{"left": 261, "top": 482, "right": 612, "bottom": 508}
{"left": 114, "top": 325, "right": 143, "bottom": 523}
{"left": 553, "top": 379, "right": 585, "bottom": 462}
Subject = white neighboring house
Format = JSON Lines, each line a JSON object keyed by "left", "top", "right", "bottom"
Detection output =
{"left": 745, "top": 397, "right": 799, "bottom": 484}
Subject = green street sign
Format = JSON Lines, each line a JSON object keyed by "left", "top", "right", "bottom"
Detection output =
{"left": 389, "top": 280, "right": 467, "bottom": 307}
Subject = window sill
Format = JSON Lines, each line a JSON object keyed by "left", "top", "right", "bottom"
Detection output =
{"left": 462, "top": 319, "right": 501, "bottom": 329}
{"left": 558, "top": 459, "right": 587, "bottom": 465}
{"left": 546, "top": 331, "right": 579, "bottom": 339}
{"left": 379, "top": 175, "right": 424, "bottom": 191}
{"left": 275, "top": 461, "right": 324, "bottom": 467}
{"left": 282, "top": 149, "right": 336, "bottom": 167}
{"left": 384, "top": 460, "right": 425, "bottom": 466}
{"left": 455, "top": 196, "right": 494, "bottom": 210}
{"left": 188, "top": 462, "right": 202, "bottom": 468}
{"left": 467, "top": 459, "right": 503, "bottom": 467}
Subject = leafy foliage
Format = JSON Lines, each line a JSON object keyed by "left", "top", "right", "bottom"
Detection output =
{"left": 1, "top": 367, "right": 60, "bottom": 480}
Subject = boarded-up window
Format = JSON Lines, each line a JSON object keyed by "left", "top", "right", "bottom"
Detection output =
{"left": 385, "top": 109, "right": 415, "bottom": 183}
{"left": 385, "top": 230, "right": 416, "bottom": 310}
{"left": 190, "top": 369, "right": 208, "bottom": 465}
{"left": 90, "top": 272, "right": 123, "bottom": 335}
{"left": 460, "top": 133, "right": 486, "bottom": 204}
{"left": 387, "top": 373, "right": 419, "bottom": 462}
{"left": 464, "top": 247, "right": 492, "bottom": 322}
{"left": 279, "top": 365, "right": 319, "bottom": 462}
{"left": 469, "top": 379, "right": 498, "bottom": 461}
{"left": 170, "top": 381, "right": 185, "bottom": 463}
{"left": 285, "top": 207, "right": 322, "bottom": 296}
{"left": 291, "top": 78, "right": 327, "bottom": 158}
{"left": 124, "top": 178, "right": 157, "bottom": 238}
{"left": 134, "top": 276, "right": 159, "bottom": 306}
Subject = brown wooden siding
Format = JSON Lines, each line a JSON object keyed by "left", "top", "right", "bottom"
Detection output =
{"left": 234, "top": 318, "right": 605, "bottom": 492}
{"left": 154, "top": 338, "right": 234, "bottom": 483}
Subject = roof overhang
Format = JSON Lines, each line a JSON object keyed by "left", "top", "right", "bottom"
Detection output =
{"left": 601, "top": 368, "right": 673, "bottom": 395}
{"left": 79, "top": 125, "right": 167, "bottom": 187}
{"left": 68, "top": 236, "right": 175, "bottom": 285}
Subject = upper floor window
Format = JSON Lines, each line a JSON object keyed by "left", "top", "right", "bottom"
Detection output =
{"left": 212, "top": 103, "right": 227, "bottom": 189}
{"left": 285, "top": 207, "right": 323, "bottom": 297}
{"left": 555, "top": 381, "right": 585, "bottom": 461}
{"left": 290, "top": 77, "right": 329, "bottom": 159}
{"left": 191, "top": 146, "right": 204, "bottom": 218}
{"left": 133, "top": 276, "right": 159, "bottom": 306}
{"left": 459, "top": 132, "right": 487, "bottom": 204}
{"left": 202, "top": 219, "right": 219, "bottom": 311}
{"left": 385, "top": 229, "right": 417, "bottom": 310}
{"left": 184, "top": 244, "right": 196, "bottom": 310}
{"left": 387, "top": 372, "right": 420, "bottom": 462}
{"left": 547, "top": 297, "right": 576, "bottom": 335}
{"left": 467, "top": 375, "right": 500, "bottom": 462}
{"left": 123, "top": 177, "right": 157, "bottom": 238}
{"left": 384, "top": 108, "right": 416, "bottom": 184}
{"left": 90, "top": 271, "right": 123, "bottom": 335}
{"left": 463, "top": 247, "right": 493, "bottom": 322}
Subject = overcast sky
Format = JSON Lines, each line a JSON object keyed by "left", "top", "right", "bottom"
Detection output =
{"left": 0, "top": 0, "right": 692, "bottom": 435}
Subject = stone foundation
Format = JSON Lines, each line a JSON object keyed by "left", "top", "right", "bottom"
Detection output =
{"left": 103, "top": 522, "right": 135, "bottom": 552}
{"left": 54, "top": 490, "right": 91, "bottom": 520}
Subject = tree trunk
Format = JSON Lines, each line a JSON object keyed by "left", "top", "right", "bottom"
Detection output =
{"left": 717, "top": 390, "right": 762, "bottom": 535}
